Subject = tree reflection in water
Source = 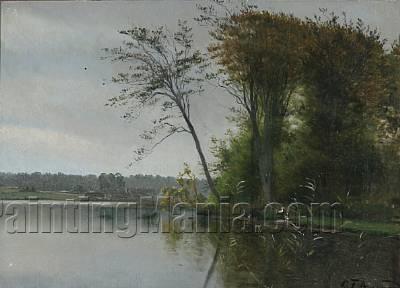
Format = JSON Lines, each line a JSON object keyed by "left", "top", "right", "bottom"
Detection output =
{"left": 163, "top": 222, "right": 400, "bottom": 288}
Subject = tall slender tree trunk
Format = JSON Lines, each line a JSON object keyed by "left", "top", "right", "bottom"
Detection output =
{"left": 260, "top": 121, "right": 273, "bottom": 204}
{"left": 249, "top": 113, "right": 273, "bottom": 204}
{"left": 182, "top": 112, "right": 219, "bottom": 201}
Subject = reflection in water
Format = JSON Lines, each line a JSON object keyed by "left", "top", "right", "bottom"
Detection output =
{"left": 0, "top": 202, "right": 216, "bottom": 288}
{"left": 164, "top": 228, "right": 400, "bottom": 288}
{"left": 212, "top": 233, "right": 400, "bottom": 288}
{"left": 0, "top": 201, "right": 399, "bottom": 288}
{"left": 394, "top": 244, "right": 400, "bottom": 286}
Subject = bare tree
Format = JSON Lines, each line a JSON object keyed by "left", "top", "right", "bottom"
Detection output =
{"left": 103, "top": 20, "right": 219, "bottom": 200}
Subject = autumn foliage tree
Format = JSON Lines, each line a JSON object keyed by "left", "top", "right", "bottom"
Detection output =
{"left": 208, "top": 8, "right": 395, "bottom": 202}
{"left": 209, "top": 11, "right": 308, "bottom": 202}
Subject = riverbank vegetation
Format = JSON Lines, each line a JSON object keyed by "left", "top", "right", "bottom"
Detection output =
{"left": 105, "top": 3, "right": 400, "bottom": 234}
{"left": 207, "top": 8, "right": 400, "bottom": 206}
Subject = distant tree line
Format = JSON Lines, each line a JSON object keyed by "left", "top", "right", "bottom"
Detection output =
{"left": 0, "top": 172, "right": 208, "bottom": 195}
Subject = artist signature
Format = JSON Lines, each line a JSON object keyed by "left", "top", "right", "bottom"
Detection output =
{"left": 341, "top": 279, "right": 400, "bottom": 288}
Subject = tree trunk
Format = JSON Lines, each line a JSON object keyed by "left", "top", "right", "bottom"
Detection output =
{"left": 249, "top": 113, "right": 273, "bottom": 204}
{"left": 259, "top": 127, "right": 273, "bottom": 204}
{"left": 182, "top": 112, "right": 219, "bottom": 201}
{"left": 258, "top": 158, "right": 272, "bottom": 203}
{"left": 260, "top": 102, "right": 275, "bottom": 204}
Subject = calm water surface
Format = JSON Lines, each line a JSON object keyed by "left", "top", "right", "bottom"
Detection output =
{"left": 0, "top": 201, "right": 398, "bottom": 288}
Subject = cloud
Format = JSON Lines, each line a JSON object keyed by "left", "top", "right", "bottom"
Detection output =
{"left": 0, "top": 125, "right": 105, "bottom": 156}
{"left": 0, "top": 125, "right": 120, "bottom": 175}
{"left": 1, "top": 0, "right": 399, "bottom": 176}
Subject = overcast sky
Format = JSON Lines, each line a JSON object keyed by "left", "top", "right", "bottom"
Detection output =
{"left": 1, "top": 0, "right": 399, "bottom": 177}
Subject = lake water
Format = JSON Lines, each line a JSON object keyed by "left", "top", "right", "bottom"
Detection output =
{"left": 0, "top": 201, "right": 399, "bottom": 288}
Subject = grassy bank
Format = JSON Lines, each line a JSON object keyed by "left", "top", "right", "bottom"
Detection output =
{"left": 297, "top": 216, "right": 400, "bottom": 237}
{"left": 341, "top": 219, "right": 400, "bottom": 236}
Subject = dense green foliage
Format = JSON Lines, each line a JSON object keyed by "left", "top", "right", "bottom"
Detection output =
{"left": 211, "top": 128, "right": 258, "bottom": 203}
{"left": 209, "top": 11, "right": 308, "bottom": 202}
{"left": 210, "top": 11, "right": 400, "bottom": 205}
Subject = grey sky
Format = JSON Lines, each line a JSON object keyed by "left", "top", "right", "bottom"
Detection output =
{"left": 1, "top": 0, "right": 399, "bottom": 177}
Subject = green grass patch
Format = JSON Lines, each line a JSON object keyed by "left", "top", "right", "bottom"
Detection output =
{"left": 298, "top": 216, "right": 400, "bottom": 236}
{"left": 341, "top": 219, "right": 400, "bottom": 236}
